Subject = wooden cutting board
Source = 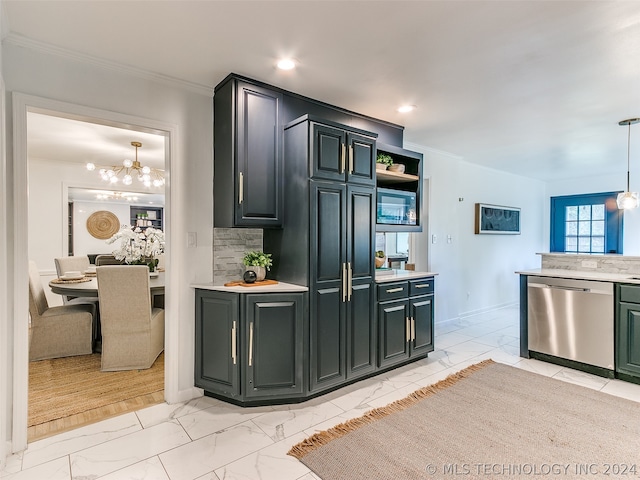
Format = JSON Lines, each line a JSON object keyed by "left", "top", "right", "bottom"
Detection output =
{"left": 223, "top": 279, "right": 279, "bottom": 287}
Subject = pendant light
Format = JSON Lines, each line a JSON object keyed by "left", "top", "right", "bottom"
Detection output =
{"left": 617, "top": 118, "right": 640, "bottom": 210}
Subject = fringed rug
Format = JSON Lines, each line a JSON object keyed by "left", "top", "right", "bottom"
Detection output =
{"left": 29, "top": 352, "right": 164, "bottom": 427}
{"left": 289, "top": 360, "right": 640, "bottom": 480}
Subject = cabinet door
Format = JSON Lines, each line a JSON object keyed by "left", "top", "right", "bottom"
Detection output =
{"left": 346, "top": 185, "right": 376, "bottom": 378}
{"left": 311, "top": 123, "right": 347, "bottom": 183}
{"left": 410, "top": 295, "right": 434, "bottom": 357}
{"left": 195, "top": 290, "right": 240, "bottom": 397}
{"left": 617, "top": 302, "right": 640, "bottom": 377}
{"left": 235, "top": 81, "right": 283, "bottom": 227}
{"left": 244, "top": 294, "right": 306, "bottom": 398}
{"left": 346, "top": 132, "right": 376, "bottom": 186}
{"left": 378, "top": 299, "right": 410, "bottom": 368}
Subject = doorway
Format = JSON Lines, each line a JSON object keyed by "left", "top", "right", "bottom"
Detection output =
{"left": 12, "top": 93, "right": 178, "bottom": 451}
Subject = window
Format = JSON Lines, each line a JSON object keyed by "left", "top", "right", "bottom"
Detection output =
{"left": 550, "top": 192, "right": 623, "bottom": 254}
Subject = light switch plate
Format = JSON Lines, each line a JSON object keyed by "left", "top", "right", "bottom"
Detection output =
{"left": 187, "top": 231, "right": 197, "bottom": 248}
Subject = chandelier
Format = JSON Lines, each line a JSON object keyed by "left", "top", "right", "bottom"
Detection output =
{"left": 617, "top": 118, "right": 640, "bottom": 210}
{"left": 86, "top": 141, "right": 164, "bottom": 188}
{"left": 95, "top": 191, "right": 139, "bottom": 202}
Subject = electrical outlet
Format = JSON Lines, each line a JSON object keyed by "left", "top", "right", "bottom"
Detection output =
{"left": 581, "top": 260, "right": 598, "bottom": 269}
{"left": 187, "top": 232, "right": 197, "bottom": 248}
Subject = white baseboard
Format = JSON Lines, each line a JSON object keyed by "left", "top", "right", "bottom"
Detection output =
{"left": 166, "top": 386, "right": 203, "bottom": 405}
{"left": 458, "top": 301, "right": 518, "bottom": 319}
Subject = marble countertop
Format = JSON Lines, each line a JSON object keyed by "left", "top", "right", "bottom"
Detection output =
{"left": 375, "top": 270, "right": 437, "bottom": 283}
{"left": 192, "top": 281, "right": 308, "bottom": 293}
{"left": 516, "top": 268, "right": 640, "bottom": 284}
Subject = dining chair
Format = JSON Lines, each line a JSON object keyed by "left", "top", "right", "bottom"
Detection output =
{"left": 28, "top": 261, "right": 95, "bottom": 361}
{"left": 97, "top": 265, "right": 164, "bottom": 371}
{"left": 54, "top": 255, "right": 100, "bottom": 307}
{"left": 95, "top": 254, "right": 125, "bottom": 266}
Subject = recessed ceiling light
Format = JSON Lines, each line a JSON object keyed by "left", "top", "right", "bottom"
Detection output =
{"left": 277, "top": 58, "right": 296, "bottom": 70}
{"left": 397, "top": 105, "right": 416, "bottom": 113}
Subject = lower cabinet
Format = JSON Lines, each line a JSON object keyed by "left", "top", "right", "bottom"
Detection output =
{"left": 616, "top": 284, "right": 640, "bottom": 379}
{"left": 377, "top": 277, "right": 434, "bottom": 369}
{"left": 195, "top": 289, "right": 307, "bottom": 403}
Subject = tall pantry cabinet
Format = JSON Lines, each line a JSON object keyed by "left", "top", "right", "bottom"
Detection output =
{"left": 264, "top": 115, "right": 377, "bottom": 394}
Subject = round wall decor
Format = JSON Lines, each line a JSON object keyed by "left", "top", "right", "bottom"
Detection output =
{"left": 86, "top": 211, "right": 120, "bottom": 239}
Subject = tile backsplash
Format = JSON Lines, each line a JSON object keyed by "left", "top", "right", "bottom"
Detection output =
{"left": 540, "top": 253, "right": 640, "bottom": 274}
{"left": 213, "top": 228, "right": 263, "bottom": 285}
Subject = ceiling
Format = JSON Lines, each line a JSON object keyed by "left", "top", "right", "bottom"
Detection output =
{"left": 5, "top": 1, "right": 640, "bottom": 182}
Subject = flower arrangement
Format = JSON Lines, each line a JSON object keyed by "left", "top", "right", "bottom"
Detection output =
{"left": 242, "top": 251, "right": 273, "bottom": 271}
{"left": 106, "top": 225, "right": 165, "bottom": 270}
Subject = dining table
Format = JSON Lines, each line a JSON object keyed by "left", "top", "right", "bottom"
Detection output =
{"left": 49, "top": 271, "right": 165, "bottom": 306}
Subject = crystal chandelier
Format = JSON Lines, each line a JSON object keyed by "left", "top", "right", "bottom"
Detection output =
{"left": 617, "top": 118, "right": 640, "bottom": 210}
{"left": 86, "top": 141, "right": 164, "bottom": 188}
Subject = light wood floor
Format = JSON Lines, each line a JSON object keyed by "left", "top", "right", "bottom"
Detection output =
{"left": 28, "top": 390, "right": 165, "bottom": 443}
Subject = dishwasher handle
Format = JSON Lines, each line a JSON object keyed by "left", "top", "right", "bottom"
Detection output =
{"left": 528, "top": 281, "right": 613, "bottom": 296}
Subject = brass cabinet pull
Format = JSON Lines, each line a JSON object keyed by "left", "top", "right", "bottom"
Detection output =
{"left": 341, "top": 144, "right": 346, "bottom": 173}
{"left": 386, "top": 287, "right": 404, "bottom": 293}
{"left": 348, "top": 145, "right": 354, "bottom": 173}
{"left": 342, "top": 263, "right": 347, "bottom": 302}
{"left": 248, "top": 322, "right": 254, "bottom": 367}
{"left": 348, "top": 262, "right": 353, "bottom": 301}
{"left": 231, "top": 320, "right": 237, "bottom": 365}
{"left": 411, "top": 317, "right": 416, "bottom": 342}
{"left": 406, "top": 317, "right": 411, "bottom": 343}
{"left": 238, "top": 172, "right": 244, "bottom": 204}
{"left": 415, "top": 284, "right": 430, "bottom": 289}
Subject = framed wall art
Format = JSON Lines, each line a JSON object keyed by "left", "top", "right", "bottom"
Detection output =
{"left": 474, "top": 203, "right": 521, "bottom": 234}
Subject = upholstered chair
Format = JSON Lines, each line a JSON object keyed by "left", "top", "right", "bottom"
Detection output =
{"left": 28, "top": 261, "right": 95, "bottom": 361}
{"left": 95, "top": 254, "right": 125, "bottom": 266}
{"left": 97, "top": 266, "right": 164, "bottom": 371}
{"left": 54, "top": 255, "right": 99, "bottom": 305}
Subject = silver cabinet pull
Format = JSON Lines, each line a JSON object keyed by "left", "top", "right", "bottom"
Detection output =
{"left": 348, "top": 262, "right": 353, "bottom": 301}
{"left": 415, "top": 284, "right": 430, "bottom": 289}
{"left": 386, "top": 287, "right": 404, "bottom": 293}
{"left": 238, "top": 172, "right": 244, "bottom": 204}
{"left": 248, "top": 321, "right": 254, "bottom": 367}
{"left": 341, "top": 144, "right": 346, "bottom": 174}
{"left": 231, "top": 320, "right": 237, "bottom": 365}
{"left": 411, "top": 317, "right": 416, "bottom": 342}
{"left": 348, "top": 145, "right": 354, "bottom": 173}
{"left": 406, "top": 317, "right": 411, "bottom": 343}
{"left": 342, "top": 263, "right": 347, "bottom": 302}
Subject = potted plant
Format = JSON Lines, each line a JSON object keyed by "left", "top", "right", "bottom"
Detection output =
{"left": 375, "top": 250, "right": 386, "bottom": 268}
{"left": 376, "top": 153, "right": 393, "bottom": 171}
{"left": 242, "top": 250, "right": 273, "bottom": 281}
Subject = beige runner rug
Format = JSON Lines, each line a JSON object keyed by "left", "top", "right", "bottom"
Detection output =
{"left": 29, "top": 352, "right": 164, "bottom": 427}
{"left": 289, "top": 360, "right": 640, "bottom": 480}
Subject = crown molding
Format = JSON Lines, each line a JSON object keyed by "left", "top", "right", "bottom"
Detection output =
{"left": 3, "top": 33, "right": 214, "bottom": 97}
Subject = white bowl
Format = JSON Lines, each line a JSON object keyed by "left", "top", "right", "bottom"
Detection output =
{"left": 61, "top": 271, "right": 83, "bottom": 280}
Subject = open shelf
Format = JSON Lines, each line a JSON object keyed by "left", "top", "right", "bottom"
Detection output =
{"left": 376, "top": 169, "right": 420, "bottom": 184}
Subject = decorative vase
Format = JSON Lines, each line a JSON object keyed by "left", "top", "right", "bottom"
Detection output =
{"left": 245, "top": 265, "right": 266, "bottom": 282}
{"left": 375, "top": 256, "right": 386, "bottom": 268}
{"left": 376, "top": 163, "right": 388, "bottom": 171}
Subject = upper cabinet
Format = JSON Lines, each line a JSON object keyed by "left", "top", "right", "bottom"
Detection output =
{"left": 375, "top": 143, "right": 423, "bottom": 232}
{"left": 311, "top": 122, "right": 376, "bottom": 186}
{"left": 214, "top": 76, "right": 283, "bottom": 228}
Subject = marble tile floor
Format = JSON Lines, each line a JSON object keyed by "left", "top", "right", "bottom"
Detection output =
{"left": 3, "top": 304, "right": 640, "bottom": 480}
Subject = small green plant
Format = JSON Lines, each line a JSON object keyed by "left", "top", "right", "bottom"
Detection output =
{"left": 376, "top": 153, "right": 393, "bottom": 166}
{"left": 242, "top": 251, "right": 273, "bottom": 271}
{"left": 375, "top": 250, "right": 385, "bottom": 258}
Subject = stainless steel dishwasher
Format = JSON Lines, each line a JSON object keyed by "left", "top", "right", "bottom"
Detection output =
{"left": 527, "top": 276, "right": 614, "bottom": 371}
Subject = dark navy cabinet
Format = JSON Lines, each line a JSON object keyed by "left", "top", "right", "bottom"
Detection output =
{"left": 377, "top": 277, "right": 434, "bottom": 368}
{"left": 214, "top": 77, "right": 283, "bottom": 228}
{"left": 195, "top": 289, "right": 307, "bottom": 404}
{"left": 616, "top": 284, "right": 640, "bottom": 381}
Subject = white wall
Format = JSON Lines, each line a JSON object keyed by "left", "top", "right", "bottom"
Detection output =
{"left": 72, "top": 201, "right": 130, "bottom": 257}
{"left": 545, "top": 173, "right": 640, "bottom": 255}
{"left": 0, "top": 0, "right": 8, "bottom": 466}
{"left": 2, "top": 41, "right": 213, "bottom": 452}
{"left": 409, "top": 143, "right": 545, "bottom": 322}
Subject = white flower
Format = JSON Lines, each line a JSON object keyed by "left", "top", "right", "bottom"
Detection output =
{"left": 106, "top": 225, "right": 165, "bottom": 264}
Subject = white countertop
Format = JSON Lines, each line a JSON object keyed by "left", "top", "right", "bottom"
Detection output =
{"left": 516, "top": 268, "right": 640, "bottom": 284}
{"left": 375, "top": 270, "right": 437, "bottom": 283}
{"left": 192, "top": 281, "right": 308, "bottom": 293}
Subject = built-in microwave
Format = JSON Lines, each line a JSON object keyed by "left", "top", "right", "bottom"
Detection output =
{"left": 376, "top": 188, "right": 417, "bottom": 226}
